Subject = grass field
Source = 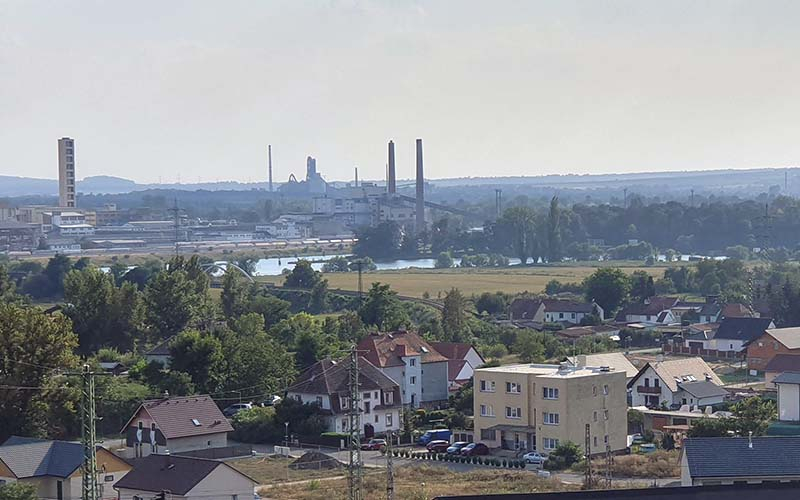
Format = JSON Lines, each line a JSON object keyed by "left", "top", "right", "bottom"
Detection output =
{"left": 229, "top": 456, "right": 346, "bottom": 485}
{"left": 315, "top": 264, "right": 665, "bottom": 298}
{"left": 258, "top": 464, "right": 575, "bottom": 500}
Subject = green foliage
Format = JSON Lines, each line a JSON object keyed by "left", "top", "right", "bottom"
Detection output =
{"left": 168, "top": 330, "right": 225, "bottom": 394}
{"left": 284, "top": 260, "right": 322, "bottom": 289}
{"left": 442, "top": 288, "right": 468, "bottom": 341}
{"left": 546, "top": 442, "right": 582, "bottom": 470}
{"left": 687, "top": 417, "right": 733, "bottom": 438}
{"left": 0, "top": 482, "right": 37, "bottom": 500}
{"left": 144, "top": 257, "right": 212, "bottom": 339}
{"left": 247, "top": 293, "right": 292, "bottom": 329}
{"left": 358, "top": 282, "right": 410, "bottom": 330}
{"left": 0, "top": 303, "right": 79, "bottom": 441}
{"left": 475, "top": 292, "right": 507, "bottom": 316}
{"left": 496, "top": 206, "right": 539, "bottom": 265}
{"left": 545, "top": 279, "right": 585, "bottom": 295}
{"left": 583, "top": 267, "right": 631, "bottom": 313}
{"left": 547, "top": 195, "right": 562, "bottom": 262}
{"left": 435, "top": 251, "right": 454, "bottom": 269}
{"left": 630, "top": 271, "right": 655, "bottom": 302}
{"left": 221, "top": 268, "right": 249, "bottom": 319}
{"left": 731, "top": 396, "right": 777, "bottom": 436}
{"left": 482, "top": 343, "right": 508, "bottom": 359}
{"left": 459, "top": 254, "right": 509, "bottom": 268}
{"left": 513, "top": 329, "right": 566, "bottom": 362}
{"left": 354, "top": 221, "right": 405, "bottom": 259}
{"left": 307, "top": 279, "right": 329, "bottom": 314}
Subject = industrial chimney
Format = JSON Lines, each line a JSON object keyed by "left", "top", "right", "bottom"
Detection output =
{"left": 354, "top": 166, "right": 359, "bottom": 188}
{"left": 387, "top": 140, "right": 397, "bottom": 194}
{"left": 268, "top": 145, "right": 273, "bottom": 192}
{"left": 415, "top": 138, "right": 425, "bottom": 235}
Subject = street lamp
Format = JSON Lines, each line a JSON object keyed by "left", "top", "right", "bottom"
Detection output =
{"left": 284, "top": 422, "right": 289, "bottom": 447}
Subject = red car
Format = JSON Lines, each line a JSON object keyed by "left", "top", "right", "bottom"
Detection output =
{"left": 426, "top": 440, "right": 450, "bottom": 453}
{"left": 460, "top": 443, "right": 490, "bottom": 456}
{"left": 361, "top": 438, "right": 387, "bottom": 451}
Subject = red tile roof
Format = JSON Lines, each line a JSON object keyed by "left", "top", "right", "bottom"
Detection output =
{"left": 430, "top": 342, "right": 473, "bottom": 360}
{"left": 123, "top": 395, "right": 233, "bottom": 439}
{"left": 447, "top": 359, "right": 469, "bottom": 382}
{"left": 357, "top": 330, "right": 448, "bottom": 367}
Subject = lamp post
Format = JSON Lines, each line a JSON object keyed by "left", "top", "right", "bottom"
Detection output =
{"left": 284, "top": 422, "right": 289, "bottom": 447}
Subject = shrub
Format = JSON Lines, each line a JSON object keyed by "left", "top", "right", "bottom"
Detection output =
{"left": 502, "top": 459, "right": 507, "bottom": 467}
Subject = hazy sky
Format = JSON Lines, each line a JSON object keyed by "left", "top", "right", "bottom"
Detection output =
{"left": 2, "top": 0, "right": 800, "bottom": 183}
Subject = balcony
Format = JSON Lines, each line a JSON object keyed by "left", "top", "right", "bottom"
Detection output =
{"left": 637, "top": 386, "right": 661, "bottom": 394}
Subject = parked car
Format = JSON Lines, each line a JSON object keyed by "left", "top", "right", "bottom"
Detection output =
{"left": 223, "top": 403, "right": 253, "bottom": 417}
{"left": 446, "top": 441, "right": 469, "bottom": 455}
{"left": 418, "top": 429, "right": 452, "bottom": 445}
{"left": 260, "top": 395, "right": 282, "bottom": 407}
{"left": 361, "top": 438, "right": 387, "bottom": 451}
{"left": 426, "top": 440, "right": 451, "bottom": 453}
{"left": 460, "top": 443, "right": 490, "bottom": 456}
{"left": 522, "top": 451, "right": 548, "bottom": 466}
{"left": 636, "top": 443, "right": 657, "bottom": 454}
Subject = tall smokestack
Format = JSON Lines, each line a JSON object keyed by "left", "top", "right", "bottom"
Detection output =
{"left": 388, "top": 140, "right": 397, "bottom": 194}
{"left": 415, "top": 138, "right": 425, "bottom": 235}
{"left": 354, "top": 166, "right": 359, "bottom": 187}
{"left": 268, "top": 145, "right": 273, "bottom": 192}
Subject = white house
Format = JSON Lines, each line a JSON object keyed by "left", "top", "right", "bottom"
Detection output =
{"left": 775, "top": 372, "right": 800, "bottom": 422}
{"left": 121, "top": 395, "right": 233, "bottom": 458}
{"left": 430, "top": 342, "right": 485, "bottom": 392}
{"left": 615, "top": 296, "right": 679, "bottom": 325}
{"left": 628, "top": 357, "right": 725, "bottom": 408}
{"left": 358, "top": 330, "right": 450, "bottom": 408}
{"left": 712, "top": 317, "right": 775, "bottom": 353}
{"left": 286, "top": 357, "right": 402, "bottom": 437}
{"left": 114, "top": 454, "right": 257, "bottom": 500}
{"left": 542, "top": 299, "right": 603, "bottom": 324}
{"left": 255, "top": 217, "right": 312, "bottom": 239}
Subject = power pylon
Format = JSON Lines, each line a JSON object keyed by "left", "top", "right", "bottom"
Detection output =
{"left": 347, "top": 346, "right": 363, "bottom": 500}
{"left": 68, "top": 364, "right": 110, "bottom": 500}
{"left": 584, "top": 423, "right": 593, "bottom": 490}
{"left": 385, "top": 431, "right": 395, "bottom": 500}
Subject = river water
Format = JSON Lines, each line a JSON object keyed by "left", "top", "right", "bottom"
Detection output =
{"left": 252, "top": 255, "right": 526, "bottom": 276}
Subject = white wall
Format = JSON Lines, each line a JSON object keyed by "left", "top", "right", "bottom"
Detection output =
{"left": 464, "top": 348, "right": 484, "bottom": 369}
{"left": 288, "top": 392, "right": 331, "bottom": 410}
{"left": 629, "top": 367, "right": 672, "bottom": 407}
{"left": 166, "top": 433, "right": 228, "bottom": 454}
{"left": 778, "top": 383, "right": 800, "bottom": 422}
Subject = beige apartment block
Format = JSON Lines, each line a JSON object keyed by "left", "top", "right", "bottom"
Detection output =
{"left": 473, "top": 363, "right": 627, "bottom": 454}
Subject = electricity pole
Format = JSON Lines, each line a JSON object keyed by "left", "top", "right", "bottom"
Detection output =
{"left": 584, "top": 423, "right": 593, "bottom": 490}
{"left": 348, "top": 346, "right": 363, "bottom": 500}
{"left": 68, "top": 364, "right": 110, "bottom": 500}
{"left": 169, "top": 198, "right": 180, "bottom": 257}
{"left": 386, "top": 431, "right": 395, "bottom": 500}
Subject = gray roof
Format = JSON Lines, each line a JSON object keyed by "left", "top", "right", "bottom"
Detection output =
{"left": 715, "top": 317, "right": 774, "bottom": 342}
{"left": 0, "top": 436, "right": 84, "bottom": 479}
{"left": 774, "top": 372, "right": 800, "bottom": 385}
{"left": 114, "top": 454, "right": 255, "bottom": 495}
{"left": 677, "top": 380, "right": 728, "bottom": 399}
{"left": 683, "top": 437, "right": 800, "bottom": 478}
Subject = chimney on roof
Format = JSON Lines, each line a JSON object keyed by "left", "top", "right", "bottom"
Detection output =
{"left": 397, "top": 345, "right": 406, "bottom": 357}
{"left": 748, "top": 431, "right": 753, "bottom": 449}
{"left": 162, "top": 390, "right": 170, "bottom": 399}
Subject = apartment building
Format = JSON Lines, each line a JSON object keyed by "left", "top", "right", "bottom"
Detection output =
{"left": 58, "top": 137, "right": 76, "bottom": 208}
{"left": 473, "top": 363, "right": 628, "bottom": 454}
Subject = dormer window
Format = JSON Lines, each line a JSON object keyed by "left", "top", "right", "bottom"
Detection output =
{"left": 191, "top": 419, "right": 201, "bottom": 427}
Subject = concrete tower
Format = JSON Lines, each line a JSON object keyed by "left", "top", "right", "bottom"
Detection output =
{"left": 387, "top": 140, "right": 397, "bottom": 194}
{"left": 58, "top": 137, "right": 76, "bottom": 208}
{"left": 415, "top": 138, "right": 425, "bottom": 235}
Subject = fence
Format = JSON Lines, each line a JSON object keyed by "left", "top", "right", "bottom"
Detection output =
{"left": 173, "top": 444, "right": 253, "bottom": 460}
{"left": 663, "top": 343, "right": 746, "bottom": 360}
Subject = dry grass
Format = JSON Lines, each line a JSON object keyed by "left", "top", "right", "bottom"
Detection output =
{"left": 320, "top": 264, "right": 663, "bottom": 298}
{"left": 259, "top": 464, "right": 576, "bottom": 500}
{"left": 588, "top": 451, "right": 680, "bottom": 479}
{"left": 229, "top": 456, "right": 346, "bottom": 485}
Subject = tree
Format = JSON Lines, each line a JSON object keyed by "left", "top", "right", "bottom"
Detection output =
{"left": 583, "top": 268, "right": 631, "bottom": 313}
{"left": 435, "top": 252, "right": 454, "bottom": 269}
{"left": 220, "top": 327, "right": 296, "bottom": 398}
{"left": 497, "top": 206, "right": 537, "bottom": 265}
{"left": 731, "top": 396, "right": 776, "bottom": 436}
{"left": 321, "top": 256, "right": 351, "bottom": 273}
{"left": 307, "top": 279, "right": 329, "bottom": 314}
{"left": 687, "top": 417, "right": 733, "bottom": 437}
{"left": 0, "top": 265, "right": 16, "bottom": 301}
{"left": 441, "top": 288, "right": 468, "bottom": 341}
{"left": 43, "top": 253, "right": 73, "bottom": 296}
{"left": 630, "top": 271, "right": 655, "bottom": 302}
{"left": 168, "top": 330, "right": 225, "bottom": 394}
{"left": 247, "top": 294, "right": 291, "bottom": 329}
{"left": 144, "top": 269, "right": 198, "bottom": 338}
{"left": 0, "top": 303, "right": 79, "bottom": 442}
{"left": 358, "top": 283, "right": 409, "bottom": 330}
{"left": 284, "top": 260, "right": 321, "bottom": 289}
{"left": 514, "top": 330, "right": 545, "bottom": 363}
{"left": 547, "top": 195, "right": 562, "bottom": 262}
{"left": 270, "top": 313, "right": 319, "bottom": 347}
{"left": 221, "top": 268, "right": 249, "bottom": 319}
{"left": 546, "top": 442, "right": 582, "bottom": 470}
{"left": 354, "top": 221, "right": 404, "bottom": 259}
{"left": 0, "top": 482, "right": 37, "bottom": 500}
{"left": 475, "top": 292, "right": 507, "bottom": 316}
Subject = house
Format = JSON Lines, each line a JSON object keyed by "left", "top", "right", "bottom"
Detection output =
{"left": 541, "top": 299, "right": 603, "bottom": 325}
{"left": 113, "top": 454, "right": 257, "bottom": 500}
{"left": 144, "top": 336, "right": 173, "bottom": 367}
{"left": 631, "top": 406, "right": 729, "bottom": 443}
{"left": 720, "top": 303, "right": 756, "bottom": 319}
{"left": 628, "top": 357, "right": 725, "bottom": 408}
{"left": 286, "top": 356, "right": 402, "bottom": 437}
{"left": 680, "top": 436, "right": 800, "bottom": 486}
{"left": 682, "top": 323, "right": 720, "bottom": 351}
{"left": 0, "top": 436, "right": 131, "bottom": 500}
{"left": 570, "top": 352, "right": 639, "bottom": 381}
{"left": 121, "top": 395, "right": 233, "bottom": 458}
{"left": 473, "top": 363, "right": 628, "bottom": 453}
{"left": 98, "top": 361, "right": 126, "bottom": 376}
{"left": 357, "top": 330, "right": 450, "bottom": 407}
{"left": 430, "top": 342, "right": 485, "bottom": 392}
{"left": 713, "top": 317, "right": 775, "bottom": 353}
{"left": 555, "top": 325, "right": 621, "bottom": 344}
{"left": 615, "top": 296, "right": 678, "bottom": 326}
{"left": 697, "top": 302, "right": 722, "bottom": 324}
{"left": 508, "top": 298, "right": 545, "bottom": 322}
{"left": 774, "top": 372, "right": 800, "bottom": 423}
{"left": 747, "top": 327, "right": 800, "bottom": 371}
{"left": 766, "top": 356, "right": 800, "bottom": 387}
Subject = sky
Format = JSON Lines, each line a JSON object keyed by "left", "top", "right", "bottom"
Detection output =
{"left": 2, "top": 0, "right": 800, "bottom": 184}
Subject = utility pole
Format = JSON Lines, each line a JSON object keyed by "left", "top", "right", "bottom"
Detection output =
{"left": 605, "top": 444, "right": 613, "bottom": 488}
{"left": 623, "top": 188, "right": 628, "bottom": 209}
{"left": 169, "top": 198, "right": 180, "bottom": 257}
{"left": 68, "top": 364, "right": 110, "bottom": 500}
{"left": 584, "top": 423, "right": 593, "bottom": 490}
{"left": 690, "top": 189, "right": 694, "bottom": 208}
{"left": 385, "top": 430, "right": 395, "bottom": 500}
{"left": 348, "top": 346, "right": 363, "bottom": 500}
{"left": 495, "top": 189, "right": 502, "bottom": 219}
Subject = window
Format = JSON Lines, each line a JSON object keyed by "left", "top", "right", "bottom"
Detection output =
{"left": 506, "top": 407, "right": 522, "bottom": 419}
{"left": 137, "top": 421, "right": 143, "bottom": 430}
{"left": 604, "top": 410, "right": 609, "bottom": 421}
{"left": 363, "top": 392, "right": 371, "bottom": 400}
{"left": 480, "top": 404, "right": 495, "bottom": 417}
{"left": 104, "top": 475, "right": 114, "bottom": 482}
{"left": 232, "top": 496, "right": 239, "bottom": 500}
{"left": 571, "top": 313, "right": 576, "bottom": 319}
{"left": 774, "top": 342, "right": 779, "bottom": 351}
{"left": 374, "top": 391, "right": 379, "bottom": 399}
{"left": 386, "top": 413, "right": 393, "bottom": 426}
{"left": 593, "top": 436, "right": 597, "bottom": 447}
{"left": 543, "top": 438, "right": 560, "bottom": 450}
{"left": 342, "top": 419, "right": 348, "bottom": 431}
{"left": 593, "top": 386, "right": 598, "bottom": 396}
{"left": 316, "top": 396, "right": 323, "bottom": 406}
{"left": 604, "top": 435, "right": 609, "bottom": 444}
{"left": 384, "top": 391, "right": 394, "bottom": 405}
{"left": 410, "top": 376, "right": 416, "bottom": 385}
{"left": 593, "top": 411, "right": 597, "bottom": 422}
{"left": 654, "top": 379, "right": 660, "bottom": 388}
{"left": 543, "top": 412, "right": 559, "bottom": 425}
{"left": 191, "top": 418, "right": 201, "bottom": 427}
{"left": 410, "top": 358, "right": 417, "bottom": 367}
{"left": 375, "top": 414, "right": 379, "bottom": 423}
{"left": 480, "top": 380, "right": 496, "bottom": 392}
{"left": 364, "top": 402, "right": 371, "bottom": 413}
{"left": 543, "top": 387, "right": 559, "bottom": 400}
{"left": 341, "top": 396, "right": 349, "bottom": 409}
{"left": 644, "top": 378, "right": 650, "bottom": 387}
{"left": 603, "top": 384, "right": 609, "bottom": 395}
{"left": 481, "top": 429, "right": 497, "bottom": 440}
{"left": 506, "top": 382, "right": 521, "bottom": 393}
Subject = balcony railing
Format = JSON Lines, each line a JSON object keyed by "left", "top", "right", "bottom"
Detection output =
{"left": 637, "top": 386, "right": 661, "bottom": 394}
